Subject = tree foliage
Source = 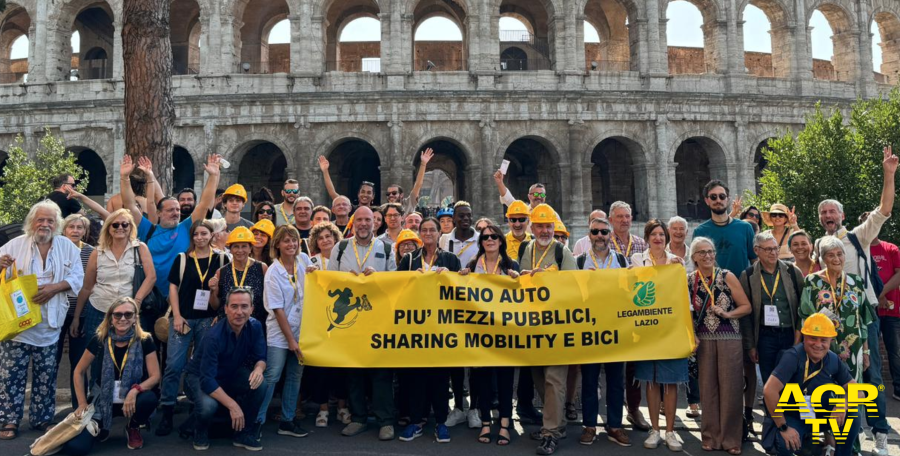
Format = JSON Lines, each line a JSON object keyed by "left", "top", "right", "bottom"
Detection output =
{"left": 746, "top": 90, "right": 900, "bottom": 243}
{"left": 0, "top": 129, "right": 87, "bottom": 224}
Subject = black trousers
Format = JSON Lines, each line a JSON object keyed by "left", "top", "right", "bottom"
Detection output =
{"left": 63, "top": 391, "right": 159, "bottom": 456}
{"left": 473, "top": 367, "right": 514, "bottom": 421}
{"left": 406, "top": 368, "right": 450, "bottom": 425}
{"left": 516, "top": 367, "right": 535, "bottom": 408}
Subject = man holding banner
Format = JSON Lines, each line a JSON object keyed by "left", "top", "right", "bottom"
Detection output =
{"left": 326, "top": 206, "right": 397, "bottom": 441}
{"left": 519, "top": 204, "right": 577, "bottom": 455}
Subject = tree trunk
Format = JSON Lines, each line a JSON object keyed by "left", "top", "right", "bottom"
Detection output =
{"left": 122, "top": 0, "right": 174, "bottom": 192}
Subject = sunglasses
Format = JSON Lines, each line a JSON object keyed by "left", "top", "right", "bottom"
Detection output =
{"left": 590, "top": 228, "right": 611, "bottom": 236}
{"left": 111, "top": 222, "right": 131, "bottom": 230}
{"left": 509, "top": 217, "right": 527, "bottom": 224}
{"left": 386, "top": 191, "right": 399, "bottom": 196}
{"left": 284, "top": 189, "right": 300, "bottom": 194}
{"left": 707, "top": 193, "right": 728, "bottom": 201}
{"left": 554, "top": 235, "right": 567, "bottom": 240}
{"left": 112, "top": 311, "right": 135, "bottom": 320}
{"left": 258, "top": 209, "right": 275, "bottom": 215}
{"left": 480, "top": 234, "right": 500, "bottom": 241}
{"left": 532, "top": 192, "right": 547, "bottom": 198}
{"left": 770, "top": 213, "right": 787, "bottom": 219}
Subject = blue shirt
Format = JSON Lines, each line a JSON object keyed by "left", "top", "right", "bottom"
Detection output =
{"left": 186, "top": 318, "right": 267, "bottom": 395}
{"left": 770, "top": 344, "right": 852, "bottom": 417}
{"left": 138, "top": 216, "right": 193, "bottom": 297}
{"left": 693, "top": 218, "right": 757, "bottom": 275}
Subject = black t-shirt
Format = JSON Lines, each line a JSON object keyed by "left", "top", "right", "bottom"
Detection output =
{"left": 168, "top": 253, "right": 228, "bottom": 320}
{"left": 47, "top": 191, "right": 81, "bottom": 218}
{"left": 86, "top": 335, "right": 157, "bottom": 388}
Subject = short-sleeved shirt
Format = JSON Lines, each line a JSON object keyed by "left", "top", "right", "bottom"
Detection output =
{"left": 274, "top": 203, "right": 294, "bottom": 226}
{"left": 327, "top": 238, "right": 396, "bottom": 273}
{"left": 693, "top": 218, "right": 757, "bottom": 275}
{"left": 226, "top": 218, "right": 253, "bottom": 231}
{"left": 519, "top": 240, "right": 577, "bottom": 271}
{"left": 138, "top": 216, "right": 194, "bottom": 297}
{"left": 86, "top": 335, "right": 157, "bottom": 388}
{"left": 264, "top": 257, "right": 308, "bottom": 349}
{"left": 506, "top": 232, "right": 531, "bottom": 261}
{"left": 47, "top": 190, "right": 81, "bottom": 218}
{"left": 770, "top": 344, "right": 853, "bottom": 416}
{"left": 168, "top": 252, "right": 228, "bottom": 320}
{"left": 440, "top": 229, "right": 480, "bottom": 267}
{"left": 871, "top": 240, "right": 900, "bottom": 317}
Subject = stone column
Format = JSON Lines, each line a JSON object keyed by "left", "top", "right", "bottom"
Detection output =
{"left": 654, "top": 118, "right": 676, "bottom": 217}
{"left": 631, "top": 163, "right": 653, "bottom": 221}
{"left": 879, "top": 38, "right": 900, "bottom": 84}
{"left": 855, "top": 2, "right": 876, "bottom": 97}
{"left": 399, "top": 13, "right": 413, "bottom": 74}
{"left": 309, "top": 15, "right": 326, "bottom": 74}
{"left": 25, "top": 20, "right": 45, "bottom": 83}
{"left": 288, "top": 14, "right": 303, "bottom": 74}
{"left": 112, "top": 123, "right": 126, "bottom": 194}
{"left": 769, "top": 25, "right": 795, "bottom": 79}
{"left": 567, "top": 119, "right": 588, "bottom": 221}
{"left": 479, "top": 118, "right": 501, "bottom": 218}
{"left": 644, "top": 0, "right": 667, "bottom": 75}
{"left": 831, "top": 31, "right": 861, "bottom": 83}
{"left": 733, "top": 120, "right": 754, "bottom": 196}
{"left": 112, "top": 20, "right": 124, "bottom": 78}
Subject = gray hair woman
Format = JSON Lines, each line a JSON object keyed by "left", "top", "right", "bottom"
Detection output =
{"left": 666, "top": 216, "right": 692, "bottom": 273}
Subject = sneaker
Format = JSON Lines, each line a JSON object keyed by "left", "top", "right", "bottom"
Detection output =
{"left": 341, "top": 422, "right": 367, "bottom": 437}
{"left": 378, "top": 425, "right": 394, "bottom": 441}
{"left": 126, "top": 426, "right": 143, "bottom": 450}
{"left": 398, "top": 424, "right": 423, "bottom": 442}
{"left": 434, "top": 423, "right": 451, "bottom": 443}
{"left": 155, "top": 408, "right": 174, "bottom": 437}
{"left": 277, "top": 420, "right": 309, "bottom": 438}
{"left": 337, "top": 408, "right": 352, "bottom": 424}
{"left": 580, "top": 427, "right": 596, "bottom": 445}
{"left": 536, "top": 436, "right": 559, "bottom": 455}
{"left": 892, "top": 391, "right": 900, "bottom": 401}
{"left": 517, "top": 405, "right": 544, "bottom": 425}
{"left": 664, "top": 431, "right": 683, "bottom": 452}
{"left": 467, "top": 409, "right": 481, "bottom": 429}
{"left": 628, "top": 410, "right": 651, "bottom": 432}
{"left": 873, "top": 432, "right": 888, "bottom": 456}
{"left": 644, "top": 429, "right": 662, "bottom": 449}
{"left": 608, "top": 428, "right": 632, "bottom": 447}
{"left": 233, "top": 426, "right": 263, "bottom": 451}
{"left": 193, "top": 428, "right": 210, "bottom": 451}
{"left": 315, "top": 411, "right": 328, "bottom": 428}
{"left": 445, "top": 408, "right": 466, "bottom": 427}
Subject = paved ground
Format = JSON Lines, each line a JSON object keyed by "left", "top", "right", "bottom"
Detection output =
{"left": 2, "top": 358, "right": 898, "bottom": 456}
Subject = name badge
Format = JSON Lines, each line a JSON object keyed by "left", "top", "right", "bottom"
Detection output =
{"left": 800, "top": 395, "right": 816, "bottom": 421}
{"left": 193, "top": 290, "right": 211, "bottom": 311}
{"left": 113, "top": 380, "right": 124, "bottom": 404}
{"left": 764, "top": 305, "right": 780, "bottom": 327}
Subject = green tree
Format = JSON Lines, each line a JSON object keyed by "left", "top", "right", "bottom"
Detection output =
{"left": 748, "top": 90, "right": 900, "bottom": 243}
{"left": 0, "top": 129, "right": 87, "bottom": 224}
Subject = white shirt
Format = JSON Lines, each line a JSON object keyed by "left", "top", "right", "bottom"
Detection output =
{"left": 631, "top": 250, "right": 680, "bottom": 268}
{"left": 439, "top": 229, "right": 480, "bottom": 267}
{"left": 816, "top": 207, "right": 890, "bottom": 305}
{"left": 91, "top": 239, "right": 142, "bottom": 313}
{"left": 572, "top": 236, "right": 591, "bottom": 257}
{"left": 264, "top": 254, "right": 310, "bottom": 349}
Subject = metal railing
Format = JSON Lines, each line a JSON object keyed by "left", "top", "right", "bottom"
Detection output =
{"left": 414, "top": 58, "right": 467, "bottom": 71}
{"left": 325, "top": 59, "right": 383, "bottom": 73}
{"left": 500, "top": 30, "right": 533, "bottom": 43}
{"left": 500, "top": 58, "right": 552, "bottom": 71}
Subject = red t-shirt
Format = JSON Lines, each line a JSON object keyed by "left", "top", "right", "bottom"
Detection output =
{"left": 870, "top": 240, "right": 900, "bottom": 317}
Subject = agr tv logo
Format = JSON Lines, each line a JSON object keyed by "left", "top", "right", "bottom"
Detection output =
{"left": 774, "top": 383, "right": 878, "bottom": 443}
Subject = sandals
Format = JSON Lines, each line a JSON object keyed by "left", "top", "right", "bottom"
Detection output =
{"left": 686, "top": 404, "right": 701, "bottom": 419}
{"left": 478, "top": 423, "right": 492, "bottom": 444}
{"left": 497, "top": 423, "right": 511, "bottom": 446}
{"left": 0, "top": 424, "right": 19, "bottom": 440}
{"left": 702, "top": 444, "right": 714, "bottom": 451}
{"left": 727, "top": 448, "right": 742, "bottom": 455}
{"left": 565, "top": 402, "right": 577, "bottom": 421}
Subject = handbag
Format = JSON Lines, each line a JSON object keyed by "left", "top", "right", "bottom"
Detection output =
{"left": 132, "top": 246, "right": 165, "bottom": 319}
{"left": 0, "top": 262, "right": 41, "bottom": 341}
{"left": 688, "top": 271, "right": 713, "bottom": 379}
{"left": 29, "top": 405, "right": 98, "bottom": 456}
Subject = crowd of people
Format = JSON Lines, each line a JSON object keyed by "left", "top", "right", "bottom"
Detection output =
{"left": 0, "top": 145, "right": 897, "bottom": 456}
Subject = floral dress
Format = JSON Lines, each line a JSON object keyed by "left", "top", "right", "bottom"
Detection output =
{"left": 799, "top": 272, "right": 875, "bottom": 382}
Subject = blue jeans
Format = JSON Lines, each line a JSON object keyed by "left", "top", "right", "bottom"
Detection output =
{"left": 257, "top": 346, "right": 304, "bottom": 423}
{"left": 184, "top": 367, "right": 266, "bottom": 435}
{"left": 160, "top": 317, "right": 212, "bottom": 405}
{"left": 773, "top": 410, "right": 860, "bottom": 456}
{"left": 581, "top": 362, "right": 625, "bottom": 428}
{"left": 862, "top": 319, "right": 889, "bottom": 434}
{"left": 758, "top": 327, "right": 796, "bottom": 386}
{"left": 880, "top": 316, "right": 900, "bottom": 394}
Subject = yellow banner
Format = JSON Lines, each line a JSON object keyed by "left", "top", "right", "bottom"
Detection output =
{"left": 299, "top": 264, "right": 696, "bottom": 368}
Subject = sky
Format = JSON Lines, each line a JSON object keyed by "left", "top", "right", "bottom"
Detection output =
{"left": 9, "top": 1, "right": 885, "bottom": 71}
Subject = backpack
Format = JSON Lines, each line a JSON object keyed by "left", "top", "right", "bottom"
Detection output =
{"left": 518, "top": 240, "right": 564, "bottom": 269}
{"left": 576, "top": 252, "right": 627, "bottom": 269}
{"left": 846, "top": 232, "right": 885, "bottom": 297}
{"left": 335, "top": 239, "right": 392, "bottom": 270}
{"left": 743, "top": 263, "right": 802, "bottom": 308}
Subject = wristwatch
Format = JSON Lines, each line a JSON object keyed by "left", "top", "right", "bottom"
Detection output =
{"left": 778, "top": 423, "right": 789, "bottom": 432}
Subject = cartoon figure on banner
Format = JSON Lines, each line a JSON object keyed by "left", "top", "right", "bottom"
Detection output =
{"left": 327, "top": 288, "right": 373, "bottom": 331}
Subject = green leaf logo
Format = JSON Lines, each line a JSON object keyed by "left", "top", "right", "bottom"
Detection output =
{"left": 632, "top": 281, "right": 656, "bottom": 307}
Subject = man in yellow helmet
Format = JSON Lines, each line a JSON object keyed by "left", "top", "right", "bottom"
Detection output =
{"left": 504, "top": 200, "right": 531, "bottom": 261}
{"left": 763, "top": 314, "right": 861, "bottom": 456}
{"left": 222, "top": 184, "right": 254, "bottom": 231}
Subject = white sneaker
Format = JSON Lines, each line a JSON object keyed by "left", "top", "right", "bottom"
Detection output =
{"left": 445, "top": 408, "right": 465, "bottom": 427}
{"left": 337, "top": 408, "right": 351, "bottom": 425}
{"left": 467, "top": 409, "right": 481, "bottom": 429}
{"left": 873, "top": 432, "right": 888, "bottom": 456}
{"left": 664, "top": 431, "right": 683, "bottom": 452}
{"left": 644, "top": 429, "right": 662, "bottom": 449}
{"left": 315, "top": 411, "right": 328, "bottom": 428}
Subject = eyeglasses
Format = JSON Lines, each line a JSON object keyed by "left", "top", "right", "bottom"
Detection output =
{"left": 284, "top": 189, "right": 300, "bottom": 194}
{"left": 258, "top": 209, "right": 275, "bottom": 215}
{"left": 386, "top": 191, "right": 399, "bottom": 196}
{"left": 758, "top": 247, "right": 779, "bottom": 254}
{"left": 554, "top": 235, "right": 567, "bottom": 241}
{"left": 112, "top": 311, "right": 135, "bottom": 320}
{"left": 385, "top": 213, "right": 401, "bottom": 219}
{"left": 590, "top": 228, "right": 611, "bottom": 236}
{"left": 509, "top": 217, "right": 527, "bottom": 224}
{"left": 707, "top": 193, "right": 728, "bottom": 201}
{"left": 111, "top": 222, "right": 130, "bottom": 230}
{"left": 694, "top": 249, "right": 716, "bottom": 257}
{"left": 480, "top": 234, "right": 500, "bottom": 241}
{"left": 532, "top": 192, "right": 547, "bottom": 198}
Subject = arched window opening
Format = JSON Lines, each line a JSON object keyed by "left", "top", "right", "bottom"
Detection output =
{"left": 0, "top": 5, "right": 32, "bottom": 84}
{"left": 498, "top": 0, "right": 554, "bottom": 71}
{"left": 70, "top": 6, "right": 115, "bottom": 80}
{"left": 414, "top": 16, "right": 464, "bottom": 71}
{"left": 583, "top": 0, "right": 632, "bottom": 72}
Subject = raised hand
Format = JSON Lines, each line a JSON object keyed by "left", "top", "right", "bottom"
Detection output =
{"left": 120, "top": 155, "right": 135, "bottom": 177}
{"left": 137, "top": 156, "right": 155, "bottom": 178}
{"left": 204, "top": 154, "right": 221, "bottom": 176}
{"left": 420, "top": 148, "right": 434, "bottom": 165}
{"left": 493, "top": 170, "right": 504, "bottom": 184}
{"left": 318, "top": 155, "right": 329, "bottom": 171}
{"left": 789, "top": 206, "right": 798, "bottom": 227}
{"left": 884, "top": 145, "right": 898, "bottom": 174}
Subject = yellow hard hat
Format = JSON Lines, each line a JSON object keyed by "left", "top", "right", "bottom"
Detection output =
{"left": 223, "top": 184, "right": 248, "bottom": 202}
{"left": 530, "top": 203, "right": 557, "bottom": 225}
{"left": 226, "top": 226, "right": 254, "bottom": 246}
{"left": 250, "top": 219, "right": 275, "bottom": 239}
{"left": 554, "top": 221, "right": 569, "bottom": 237}
{"left": 394, "top": 229, "right": 423, "bottom": 251}
{"left": 801, "top": 313, "right": 838, "bottom": 338}
{"left": 506, "top": 200, "right": 531, "bottom": 218}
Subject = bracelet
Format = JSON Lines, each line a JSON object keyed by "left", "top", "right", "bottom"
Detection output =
{"left": 131, "top": 384, "right": 143, "bottom": 393}
{"left": 863, "top": 349, "right": 871, "bottom": 355}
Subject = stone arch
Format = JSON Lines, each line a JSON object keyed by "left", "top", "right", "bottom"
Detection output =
{"left": 411, "top": 0, "right": 468, "bottom": 71}
{"left": 588, "top": 136, "right": 651, "bottom": 219}
{"left": 68, "top": 147, "right": 109, "bottom": 197}
{"left": 583, "top": 0, "right": 636, "bottom": 71}
{"left": 323, "top": 0, "right": 381, "bottom": 72}
{"left": 871, "top": 8, "right": 900, "bottom": 83}
{"left": 672, "top": 136, "right": 727, "bottom": 220}
{"left": 234, "top": 140, "right": 288, "bottom": 204}
{"left": 739, "top": 0, "right": 794, "bottom": 78}
{"left": 498, "top": 0, "right": 557, "bottom": 71}
{"left": 807, "top": 1, "right": 860, "bottom": 82}
{"left": 665, "top": 0, "right": 724, "bottom": 75}
{"left": 234, "top": 0, "right": 291, "bottom": 74}
{"left": 752, "top": 137, "right": 777, "bottom": 193}
{"left": 497, "top": 134, "right": 564, "bottom": 215}
{"left": 412, "top": 137, "right": 471, "bottom": 204}
{"left": 324, "top": 137, "right": 383, "bottom": 206}
{"left": 225, "top": 135, "right": 295, "bottom": 171}
{"left": 172, "top": 145, "right": 196, "bottom": 192}
{"left": 61, "top": 1, "right": 116, "bottom": 80}
{"left": 170, "top": 0, "right": 203, "bottom": 75}
{"left": 0, "top": 3, "right": 32, "bottom": 83}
